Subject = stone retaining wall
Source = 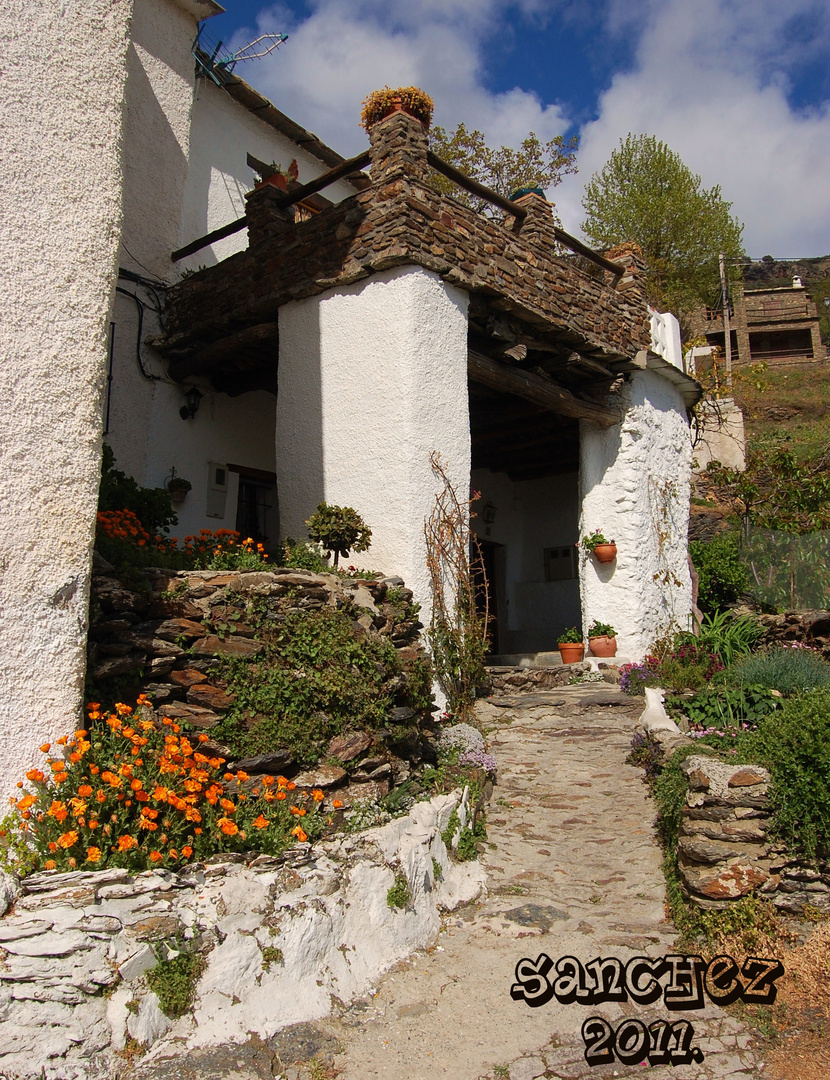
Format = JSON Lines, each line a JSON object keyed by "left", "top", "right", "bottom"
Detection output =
{"left": 756, "top": 609, "right": 830, "bottom": 660}
{"left": 0, "top": 791, "right": 485, "bottom": 1080}
{"left": 87, "top": 565, "right": 431, "bottom": 804}
{"left": 676, "top": 754, "right": 830, "bottom": 913}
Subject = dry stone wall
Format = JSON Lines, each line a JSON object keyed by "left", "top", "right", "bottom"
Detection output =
{"left": 677, "top": 754, "right": 830, "bottom": 914}
{"left": 0, "top": 791, "right": 485, "bottom": 1080}
{"left": 87, "top": 564, "right": 431, "bottom": 803}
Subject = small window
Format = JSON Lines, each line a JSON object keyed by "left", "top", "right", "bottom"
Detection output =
{"left": 544, "top": 546, "right": 578, "bottom": 582}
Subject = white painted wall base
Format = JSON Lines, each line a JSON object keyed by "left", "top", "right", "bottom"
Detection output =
{"left": 277, "top": 266, "right": 471, "bottom": 630}
{"left": 579, "top": 370, "right": 693, "bottom": 658}
{"left": 0, "top": 0, "right": 132, "bottom": 801}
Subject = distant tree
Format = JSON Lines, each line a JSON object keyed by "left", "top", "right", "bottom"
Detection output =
{"left": 428, "top": 123, "right": 577, "bottom": 219}
{"left": 581, "top": 134, "right": 744, "bottom": 317}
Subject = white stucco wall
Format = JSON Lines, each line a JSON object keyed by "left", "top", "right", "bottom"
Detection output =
{"left": 177, "top": 81, "right": 357, "bottom": 273}
{"left": 0, "top": 0, "right": 132, "bottom": 799}
{"left": 470, "top": 468, "right": 581, "bottom": 653}
{"left": 693, "top": 397, "right": 746, "bottom": 472}
{"left": 277, "top": 266, "right": 471, "bottom": 626}
{"left": 121, "top": 0, "right": 199, "bottom": 281}
{"left": 579, "top": 369, "right": 693, "bottom": 658}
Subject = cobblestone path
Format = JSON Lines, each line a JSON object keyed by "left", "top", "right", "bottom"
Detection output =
{"left": 325, "top": 686, "right": 770, "bottom": 1080}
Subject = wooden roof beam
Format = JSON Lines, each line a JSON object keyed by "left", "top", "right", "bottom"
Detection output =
{"left": 468, "top": 349, "right": 621, "bottom": 428}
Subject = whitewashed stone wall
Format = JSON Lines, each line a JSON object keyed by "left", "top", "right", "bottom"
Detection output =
{"left": 0, "top": 0, "right": 133, "bottom": 803}
{"left": 0, "top": 792, "right": 484, "bottom": 1080}
{"left": 277, "top": 266, "right": 471, "bottom": 632}
{"left": 579, "top": 369, "right": 693, "bottom": 657}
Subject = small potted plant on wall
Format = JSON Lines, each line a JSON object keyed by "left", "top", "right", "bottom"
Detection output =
{"left": 360, "top": 86, "right": 435, "bottom": 131}
{"left": 582, "top": 530, "right": 617, "bottom": 563}
{"left": 557, "top": 626, "right": 585, "bottom": 664}
{"left": 166, "top": 475, "right": 192, "bottom": 504}
{"left": 588, "top": 620, "right": 617, "bottom": 657}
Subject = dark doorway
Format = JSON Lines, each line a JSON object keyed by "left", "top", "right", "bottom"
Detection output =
{"left": 477, "top": 539, "right": 507, "bottom": 655}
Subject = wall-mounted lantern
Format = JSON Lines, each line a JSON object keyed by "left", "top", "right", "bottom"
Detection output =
{"left": 179, "top": 386, "right": 203, "bottom": 420}
{"left": 483, "top": 501, "right": 497, "bottom": 524}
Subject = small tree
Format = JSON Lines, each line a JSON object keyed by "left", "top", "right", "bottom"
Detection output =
{"left": 304, "top": 503, "right": 372, "bottom": 569}
{"left": 428, "top": 123, "right": 577, "bottom": 219}
{"left": 581, "top": 133, "right": 744, "bottom": 317}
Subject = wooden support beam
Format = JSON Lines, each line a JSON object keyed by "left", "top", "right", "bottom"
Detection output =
{"left": 468, "top": 350, "right": 621, "bottom": 428}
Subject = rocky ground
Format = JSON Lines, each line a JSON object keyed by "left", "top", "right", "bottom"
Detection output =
{"left": 122, "top": 684, "right": 781, "bottom": 1080}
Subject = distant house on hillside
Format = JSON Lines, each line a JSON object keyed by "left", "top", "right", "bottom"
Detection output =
{"left": 1, "top": 0, "right": 701, "bottom": 799}
{"left": 703, "top": 279, "right": 827, "bottom": 366}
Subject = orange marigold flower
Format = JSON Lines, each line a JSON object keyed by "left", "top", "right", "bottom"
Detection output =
{"left": 223, "top": 773, "right": 234, "bottom": 781}
{"left": 39, "top": 743, "right": 51, "bottom": 753}
{"left": 88, "top": 819, "right": 99, "bottom": 829}
{"left": 311, "top": 789, "right": 325, "bottom": 802}
{"left": 117, "top": 835, "right": 138, "bottom": 852}
{"left": 68, "top": 752, "right": 81, "bottom": 764}
{"left": 56, "top": 736, "right": 67, "bottom": 746}
{"left": 57, "top": 830, "right": 78, "bottom": 849}
{"left": 149, "top": 851, "right": 163, "bottom": 863}
{"left": 291, "top": 826, "right": 308, "bottom": 842}
{"left": 290, "top": 806, "right": 306, "bottom": 816}
{"left": 96, "top": 790, "right": 107, "bottom": 803}
{"left": 217, "top": 817, "right": 238, "bottom": 836}
{"left": 44, "top": 859, "right": 57, "bottom": 871}
{"left": 78, "top": 785, "right": 93, "bottom": 798}
{"left": 261, "top": 776, "right": 275, "bottom": 787}
{"left": 332, "top": 799, "right": 343, "bottom": 809}
{"left": 26, "top": 769, "right": 44, "bottom": 782}
{"left": 168, "top": 849, "right": 178, "bottom": 860}
{"left": 275, "top": 791, "right": 287, "bottom": 801}
{"left": 86, "top": 847, "right": 102, "bottom": 863}
{"left": 219, "top": 798, "right": 235, "bottom": 812}
{"left": 286, "top": 781, "right": 296, "bottom": 791}
{"left": 181, "top": 845, "right": 193, "bottom": 858}
{"left": 69, "top": 798, "right": 87, "bottom": 816}
{"left": 194, "top": 827, "right": 202, "bottom": 835}
{"left": 252, "top": 814, "right": 269, "bottom": 829}
{"left": 197, "top": 733, "right": 209, "bottom": 743}
{"left": 16, "top": 794, "right": 36, "bottom": 812}
{"left": 130, "top": 778, "right": 143, "bottom": 792}
{"left": 264, "top": 792, "right": 275, "bottom": 803}
{"left": 47, "top": 841, "right": 58, "bottom": 852}
{"left": 74, "top": 729, "right": 88, "bottom": 739}
{"left": 276, "top": 776, "right": 288, "bottom": 789}
{"left": 235, "top": 770, "right": 249, "bottom": 782}
{"left": 89, "top": 764, "right": 100, "bottom": 775}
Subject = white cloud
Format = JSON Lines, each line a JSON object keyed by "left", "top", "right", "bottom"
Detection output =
{"left": 233, "top": 0, "right": 830, "bottom": 256}
{"left": 555, "top": 0, "right": 830, "bottom": 256}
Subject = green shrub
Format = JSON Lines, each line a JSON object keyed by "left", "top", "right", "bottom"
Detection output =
{"left": 147, "top": 948, "right": 206, "bottom": 1018}
{"left": 754, "top": 690, "right": 830, "bottom": 860}
{"left": 386, "top": 873, "right": 410, "bottom": 909}
{"left": 690, "top": 532, "right": 748, "bottom": 614}
{"left": 684, "top": 610, "right": 764, "bottom": 666}
{"left": 667, "top": 685, "right": 780, "bottom": 733}
{"left": 98, "top": 445, "right": 176, "bottom": 535}
{"left": 726, "top": 645, "right": 830, "bottom": 696}
{"left": 216, "top": 607, "right": 422, "bottom": 763}
{"left": 281, "top": 538, "right": 327, "bottom": 573}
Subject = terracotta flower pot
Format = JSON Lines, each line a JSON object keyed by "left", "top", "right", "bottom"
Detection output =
{"left": 558, "top": 643, "right": 585, "bottom": 664}
{"left": 589, "top": 635, "right": 617, "bottom": 658}
{"left": 592, "top": 543, "right": 617, "bottom": 563}
{"left": 255, "top": 172, "right": 289, "bottom": 191}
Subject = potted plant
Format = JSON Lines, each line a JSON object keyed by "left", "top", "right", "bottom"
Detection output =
{"left": 253, "top": 159, "right": 298, "bottom": 192}
{"left": 588, "top": 620, "right": 617, "bottom": 657}
{"left": 166, "top": 475, "right": 192, "bottom": 504}
{"left": 557, "top": 626, "right": 585, "bottom": 664}
{"left": 582, "top": 530, "right": 617, "bottom": 563}
{"left": 360, "top": 86, "right": 434, "bottom": 131}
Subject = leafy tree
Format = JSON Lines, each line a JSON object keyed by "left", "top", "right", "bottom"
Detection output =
{"left": 428, "top": 123, "right": 577, "bottom": 219}
{"left": 305, "top": 503, "right": 372, "bottom": 569}
{"left": 581, "top": 134, "right": 744, "bottom": 316}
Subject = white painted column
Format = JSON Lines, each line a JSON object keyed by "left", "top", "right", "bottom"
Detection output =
{"left": 0, "top": 0, "right": 132, "bottom": 800}
{"left": 277, "top": 266, "right": 471, "bottom": 624}
{"left": 579, "top": 370, "right": 693, "bottom": 658}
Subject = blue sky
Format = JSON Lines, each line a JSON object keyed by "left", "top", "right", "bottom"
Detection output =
{"left": 209, "top": 0, "right": 830, "bottom": 257}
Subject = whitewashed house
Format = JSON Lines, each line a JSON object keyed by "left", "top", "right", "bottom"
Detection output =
{"left": 0, "top": 0, "right": 699, "bottom": 799}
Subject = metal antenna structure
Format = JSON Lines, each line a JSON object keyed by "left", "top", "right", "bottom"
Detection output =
{"left": 192, "top": 22, "right": 288, "bottom": 85}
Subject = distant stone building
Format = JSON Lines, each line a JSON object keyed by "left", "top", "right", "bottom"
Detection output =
{"left": 703, "top": 278, "right": 827, "bottom": 365}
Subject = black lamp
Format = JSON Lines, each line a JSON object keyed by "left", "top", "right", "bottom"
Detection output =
{"left": 180, "top": 386, "right": 203, "bottom": 420}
